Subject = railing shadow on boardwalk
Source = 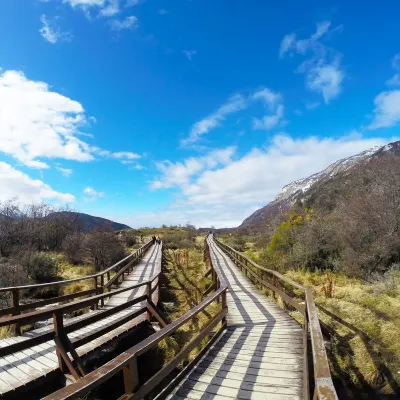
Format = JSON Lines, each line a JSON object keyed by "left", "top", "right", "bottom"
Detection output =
{"left": 196, "top": 241, "right": 278, "bottom": 398}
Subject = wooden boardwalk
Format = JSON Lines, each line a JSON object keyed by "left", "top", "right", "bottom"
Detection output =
{"left": 168, "top": 237, "right": 304, "bottom": 400}
{"left": 0, "top": 242, "right": 162, "bottom": 396}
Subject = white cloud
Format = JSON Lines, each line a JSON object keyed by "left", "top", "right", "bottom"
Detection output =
{"left": 305, "top": 58, "right": 344, "bottom": 103}
{"left": 99, "top": 0, "right": 119, "bottom": 16}
{"left": 64, "top": 0, "right": 117, "bottom": 16}
{"left": 392, "top": 54, "right": 400, "bottom": 70}
{"left": 145, "top": 134, "right": 391, "bottom": 227}
{"left": 183, "top": 50, "right": 197, "bottom": 61}
{"left": 181, "top": 95, "right": 247, "bottom": 146}
{"left": 83, "top": 186, "right": 104, "bottom": 201}
{"left": 280, "top": 21, "right": 345, "bottom": 103}
{"left": 253, "top": 105, "right": 284, "bottom": 130}
{"left": 56, "top": 166, "right": 73, "bottom": 177}
{"left": 111, "top": 151, "right": 140, "bottom": 160}
{"left": 386, "top": 74, "right": 400, "bottom": 86}
{"left": 386, "top": 54, "right": 400, "bottom": 86}
{"left": 305, "top": 101, "right": 320, "bottom": 110}
{"left": 0, "top": 162, "right": 74, "bottom": 203}
{"left": 368, "top": 90, "right": 400, "bottom": 129}
{"left": 279, "top": 34, "right": 296, "bottom": 58}
{"left": 39, "top": 15, "right": 71, "bottom": 44}
{"left": 110, "top": 15, "right": 138, "bottom": 30}
{"left": 252, "top": 88, "right": 285, "bottom": 130}
{"left": 0, "top": 68, "right": 141, "bottom": 169}
{"left": 151, "top": 147, "right": 236, "bottom": 190}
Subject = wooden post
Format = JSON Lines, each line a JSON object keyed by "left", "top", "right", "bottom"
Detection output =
{"left": 53, "top": 310, "right": 86, "bottom": 379}
{"left": 107, "top": 271, "right": 111, "bottom": 292}
{"left": 123, "top": 357, "right": 139, "bottom": 395}
{"left": 146, "top": 282, "right": 151, "bottom": 321}
{"left": 92, "top": 277, "right": 98, "bottom": 310}
{"left": 11, "top": 289, "right": 21, "bottom": 336}
{"left": 100, "top": 274, "right": 105, "bottom": 307}
{"left": 221, "top": 290, "right": 227, "bottom": 325}
{"left": 272, "top": 275, "right": 277, "bottom": 300}
{"left": 53, "top": 310, "right": 68, "bottom": 374}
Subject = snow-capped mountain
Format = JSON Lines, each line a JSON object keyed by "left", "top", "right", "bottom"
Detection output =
{"left": 239, "top": 140, "right": 400, "bottom": 230}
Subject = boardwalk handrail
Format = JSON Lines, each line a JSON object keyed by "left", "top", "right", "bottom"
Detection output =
{"left": 0, "top": 243, "right": 163, "bottom": 380}
{"left": 43, "top": 236, "right": 228, "bottom": 400}
{"left": 0, "top": 240, "right": 153, "bottom": 334}
{"left": 214, "top": 237, "right": 338, "bottom": 400}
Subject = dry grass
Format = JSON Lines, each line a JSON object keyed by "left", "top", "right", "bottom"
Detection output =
{"left": 284, "top": 269, "right": 400, "bottom": 394}
{"left": 159, "top": 243, "right": 221, "bottom": 367}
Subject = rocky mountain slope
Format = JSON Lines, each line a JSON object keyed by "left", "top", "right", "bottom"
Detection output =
{"left": 239, "top": 140, "right": 400, "bottom": 231}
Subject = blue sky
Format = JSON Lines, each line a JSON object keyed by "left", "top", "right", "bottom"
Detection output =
{"left": 0, "top": 0, "right": 400, "bottom": 227}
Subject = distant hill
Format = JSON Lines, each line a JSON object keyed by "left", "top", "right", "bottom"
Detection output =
{"left": 239, "top": 140, "right": 400, "bottom": 232}
{"left": 48, "top": 211, "right": 131, "bottom": 232}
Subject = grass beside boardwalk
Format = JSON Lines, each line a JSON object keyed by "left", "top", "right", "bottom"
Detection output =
{"left": 235, "top": 242, "right": 400, "bottom": 396}
{"left": 158, "top": 241, "right": 221, "bottom": 368}
{"left": 285, "top": 269, "right": 400, "bottom": 395}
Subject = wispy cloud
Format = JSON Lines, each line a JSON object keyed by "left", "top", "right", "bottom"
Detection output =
{"left": 386, "top": 54, "right": 400, "bottom": 86}
{"left": 56, "top": 166, "right": 73, "bottom": 177}
{"left": 181, "top": 94, "right": 247, "bottom": 146}
{"left": 83, "top": 186, "right": 104, "bottom": 201}
{"left": 183, "top": 50, "right": 196, "bottom": 61}
{"left": 280, "top": 21, "right": 345, "bottom": 103}
{"left": 368, "top": 90, "right": 400, "bottom": 129}
{"left": 39, "top": 15, "right": 71, "bottom": 44}
{"left": 110, "top": 15, "right": 138, "bottom": 30}
{"left": 252, "top": 88, "right": 285, "bottom": 130}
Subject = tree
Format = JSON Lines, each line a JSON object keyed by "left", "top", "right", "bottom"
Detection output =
{"left": 84, "top": 231, "right": 127, "bottom": 270}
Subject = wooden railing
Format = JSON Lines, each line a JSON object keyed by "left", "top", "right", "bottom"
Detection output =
{"left": 0, "top": 240, "right": 153, "bottom": 335}
{"left": 0, "top": 241, "right": 163, "bottom": 381}
{"left": 214, "top": 237, "right": 338, "bottom": 400}
{"left": 43, "top": 238, "right": 228, "bottom": 400}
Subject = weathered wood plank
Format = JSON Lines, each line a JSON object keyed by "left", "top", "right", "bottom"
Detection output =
{"left": 0, "top": 242, "right": 162, "bottom": 394}
{"left": 168, "top": 237, "right": 305, "bottom": 399}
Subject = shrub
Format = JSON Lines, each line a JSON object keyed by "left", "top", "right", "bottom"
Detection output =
{"left": 25, "top": 252, "right": 61, "bottom": 283}
{"left": 0, "top": 260, "right": 29, "bottom": 308}
{"left": 62, "top": 233, "right": 85, "bottom": 265}
{"left": 84, "top": 231, "right": 127, "bottom": 271}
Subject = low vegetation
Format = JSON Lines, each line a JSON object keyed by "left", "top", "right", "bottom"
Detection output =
{"left": 157, "top": 234, "right": 220, "bottom": 369}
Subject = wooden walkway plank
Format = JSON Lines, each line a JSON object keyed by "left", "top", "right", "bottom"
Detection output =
{"left": 168, "top": 237, "right": 305, "bottom": 399}
{"left": 0, "top": 242, "right": 162, "bottom": 395}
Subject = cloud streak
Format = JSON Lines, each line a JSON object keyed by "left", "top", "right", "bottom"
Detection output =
{"left": 280, "top": 21, "right": 345, "bottom": 103}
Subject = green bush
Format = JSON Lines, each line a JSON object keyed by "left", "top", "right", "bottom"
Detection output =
{"left": 26, "top": 252, "right": 61, "bottom": 283}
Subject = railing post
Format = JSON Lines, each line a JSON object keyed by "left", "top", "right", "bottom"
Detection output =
{"left": 100, "top": 274, "right": 105, "bottom": 307}
{"left": 11, "top": 289, "right": 21, "bottom": 336}
{"left": 53, "top": 310, "right": 68, "bottom": 374}
{"left": 123, "top": 357, "right": 139, "bottom": 395}
{"left": 272, "top": 275, "right": 277, "bottom": 300}
{"left": 107, "top": 271, "right": 111, "bottom": 291}
{"left": 221, "top": 290, "right": 227, "bottom": 325}
{"left": 92, "top": 277, "right": 98, "bottom": 310}
{"left": 303, "top": 317, "right": 310, "bottom": 400}
{"left": 146, "top": 282, "right": 151, "bottom": 320}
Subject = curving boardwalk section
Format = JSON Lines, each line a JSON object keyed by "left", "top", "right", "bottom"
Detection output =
{"left": 168, "top": 237, "right": 304, "bottom": 400}
{"left": 0, "top": 242, "right": 162, "bottom": 397}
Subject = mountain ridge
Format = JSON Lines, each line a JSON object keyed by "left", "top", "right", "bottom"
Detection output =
{"left": 239, "top": 140, "right": 400, "bottom": 231}
{"left": 48, "top": 211, "right": 131, "bottom": 232}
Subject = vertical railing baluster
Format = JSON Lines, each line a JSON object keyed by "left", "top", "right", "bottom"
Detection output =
{"left": 123, "top": 357, "right": 139, "bottom": 395}
{"left": 11, "top": 289, "right": 21, "bottom": 336}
